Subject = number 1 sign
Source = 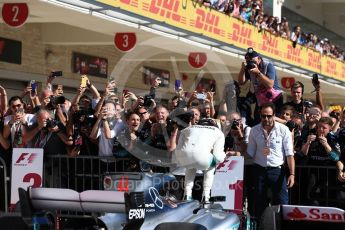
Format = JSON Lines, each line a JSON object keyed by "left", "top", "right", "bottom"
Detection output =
{"left": 2, "top": 3, "right": 29, "bottom": 27}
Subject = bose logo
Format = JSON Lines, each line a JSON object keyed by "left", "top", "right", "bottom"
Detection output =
{"left": 128, "top": 209, "right": 145, "bottom": 220}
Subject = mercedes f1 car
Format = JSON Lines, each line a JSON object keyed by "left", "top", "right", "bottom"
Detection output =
{"left": 2, "top": 171, "right": 254, "bottom": 230}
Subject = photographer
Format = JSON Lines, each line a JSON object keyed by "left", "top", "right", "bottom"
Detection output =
{"left": 238, "top": 47, "right": 283, "bottom": 125}
{"left": 3, "top": 96, "right": 36, "bottom": 148}
{"left": 24, "top": 109, "right": 71, "bottom": 187}
{"left": 298, "top": 106, "right": 321, "bottom": 149}
{"left": 90, "top": 101, "right": 125, "bottom": 158}
{"left": 223, "top": 112, "right": 251, "bottom": 157}
{"left": 144, "top": 105, "right": 184, "bottom": 153}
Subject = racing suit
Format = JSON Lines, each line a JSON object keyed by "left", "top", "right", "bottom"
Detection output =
{"left": 175, "top": 124, "right": 226, "bottom": 201}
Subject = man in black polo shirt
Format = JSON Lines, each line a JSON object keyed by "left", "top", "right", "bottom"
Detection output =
{"left": 283, "top": 74, "right": 324, "bottom": 115}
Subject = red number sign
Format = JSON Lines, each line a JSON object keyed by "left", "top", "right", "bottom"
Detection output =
{"left": 2, "top": 3, "right": 29, "bottom": 27}
{"left": 188, "top": 52, "right": 207, "bottom": 69}
{"left": 23, "top": 173, "right": 42, "bottom": 188}
{"left": 114, "top": 33, "right": 136, "bottom": 52}
{"left": 281, "top": 77, "right": 295, "bottom": 89}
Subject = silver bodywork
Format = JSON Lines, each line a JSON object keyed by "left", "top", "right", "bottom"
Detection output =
{"left": 99, "top": 172, "right": 242, "bottom": 230}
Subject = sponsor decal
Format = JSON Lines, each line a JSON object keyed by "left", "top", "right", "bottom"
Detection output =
{"left": 128, "top": 208, "right": 145, "bottom": 219}
{"left": 283, "top": 205, "right": 345, "bottom": 222}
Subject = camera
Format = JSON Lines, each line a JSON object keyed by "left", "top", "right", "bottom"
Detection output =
{"left": 245, "top": 60, "right": 257, "bottom": 71}
{"left": 167, "top": 110, "right": 194, "bottom": 131}
{"left": 73, "top": 108, "right": 94, "bottom": 125}
{"left": 47, "top": 96, "right": 66, "bottom": 110}
{"left": 285, "top": 120, "right": 297, "bottom": 132}
{"left": 231, "top": 120, "right": 239, "bottom": 130}
{"left": 51, "top": 71, "right": 63, "bottom": 77}
{"left": 45, "top": 119, "right": 58, "bottom": 129}
{"left": 196, "top": 93, "right": 206, "bottom": 100}
{"left": 303, "top": 100, "right": 313, "bottom": 108}
{"left": 143, "top": 95, "right": 153, "bottom": 107}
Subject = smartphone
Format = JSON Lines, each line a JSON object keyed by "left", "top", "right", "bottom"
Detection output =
{"left": 16, "top": 108, "right": 24, "bottom": 114}
{"left": 175, "top": 80, "right": 181, "bottom": 91}
{"left": 123, "top": 89, "right": 129, "bottom": 96}
{"left": 308, "top": 108, "right": 320, "bottom": 116}
{"left": 312, "top": 73, "right": 319, "bottom": 85}
{"left": 80, "top": 75, "right": 88, "bottom": 88}
{"left": 30, "top": 80, "right": 37, "bottom": 92}
{"left": 51, "top": 71, "right": 63, "bottom": 77}
{"left": 196, "top": 93, "right": 206, "bottom": 100}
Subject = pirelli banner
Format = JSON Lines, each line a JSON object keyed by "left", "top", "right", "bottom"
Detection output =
{"left": 97, "top": 0, "right": 345, "bottom": 82}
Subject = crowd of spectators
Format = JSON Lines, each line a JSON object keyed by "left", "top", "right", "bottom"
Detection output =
{"left": 0, "top": 55, "right": 345, "bottom": 216}
{"left": 0, "top": 1, "right": 345, "bottom": 217}
{"left": 196, "top": 0, "right": 345, "bottom": 61}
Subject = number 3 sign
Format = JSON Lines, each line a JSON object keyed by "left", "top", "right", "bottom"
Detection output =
{"left": 2, "top": 3, "right": 29, "bottom": 27}
{"left": 114, "top": 33, "right": 136, "bottom": 52}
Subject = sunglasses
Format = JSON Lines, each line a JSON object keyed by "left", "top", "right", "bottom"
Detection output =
{"left": 12, "top": 104, "right": 22, "bottom": 109}
{"left": 261, "top": 114, "right": 273, "bottom": 119}
{"left": 138, "top": 111, "right": 147, "bottom": 116}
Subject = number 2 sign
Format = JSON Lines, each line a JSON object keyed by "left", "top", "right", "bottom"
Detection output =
{"left": 114, "top": 33, "right": 136, "bottom": 52}
{"left": 11, "top": 148, "right": 43, "bottom": 205}
{"left": 2, "top": 3, "right": 29, "bottom": 27}
{"left": 188, "top": 52, "right": 207, "bottom": 69}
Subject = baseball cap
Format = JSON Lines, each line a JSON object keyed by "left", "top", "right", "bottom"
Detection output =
{"left": 245, "top": 47, "right": 260, "bottom": 59}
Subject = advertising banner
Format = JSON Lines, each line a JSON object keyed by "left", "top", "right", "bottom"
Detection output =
{"left": 97, "top": 0, "right": 345, "bottom": 82}
{"left": 11, "top": 148, "right": 43, "bottom": 205}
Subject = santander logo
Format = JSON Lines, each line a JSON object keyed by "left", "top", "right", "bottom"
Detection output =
{"left": 283, "top": 205, "right": 345, "bottom": 222}
{"left": 287, "top": 208, "right": 307, "bottom": 219}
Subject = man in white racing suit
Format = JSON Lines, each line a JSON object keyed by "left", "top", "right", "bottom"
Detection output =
{"left": 175, "top": 118, "right": 226, "bottom": 201}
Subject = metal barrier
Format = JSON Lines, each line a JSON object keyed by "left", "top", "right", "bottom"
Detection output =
{"left": 0, "top": 156, "right": 8, "bottom": 213}
{"left": 44, "top": 155, "right": 168, "bottom": 192}
{"left": 289, "top": 164, "right": 342, "bottom": 207}
{"left": 0, "top": 155, "right": 338, "bottom": 216}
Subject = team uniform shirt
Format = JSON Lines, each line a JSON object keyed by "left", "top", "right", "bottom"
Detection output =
{"left": 175, "top": 125, "right": 226, "bottom": 170}
{"left": 247, "top": 122, "right": 293, "bottom": 167}
{"left": 307, "top": 132, "right": 340, "bottom": 165}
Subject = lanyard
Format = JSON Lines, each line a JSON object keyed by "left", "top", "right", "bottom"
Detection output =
{"left": 262, "top": 126, "right": 273, "bottom": 147}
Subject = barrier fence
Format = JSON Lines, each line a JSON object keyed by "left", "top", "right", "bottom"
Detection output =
{"left": 1, "top": 155, "right": 344, "bottom": 213}
{"left": 0, "top": 156, "right": 8, "bottom": 213}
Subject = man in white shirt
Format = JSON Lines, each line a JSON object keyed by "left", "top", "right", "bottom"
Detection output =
{"left": 3, "top": 96, "right": 35, "bottom": 147}
{"left": 175, "top": 118, "right": 226, "bottom": 202}
{"left": 247, "top": 102, "right": 295, "bottom": 220}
